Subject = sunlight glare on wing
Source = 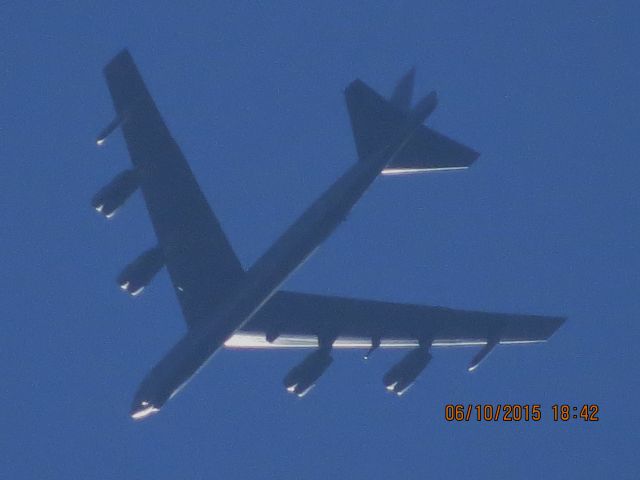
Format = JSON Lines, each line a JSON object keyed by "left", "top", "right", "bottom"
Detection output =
{"left": 381, "top": 166, "right": 467, "bottom": 175}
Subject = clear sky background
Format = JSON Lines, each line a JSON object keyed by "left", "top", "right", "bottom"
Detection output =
{"left": 2, "top": 1, "right": 638, "bottom": 478}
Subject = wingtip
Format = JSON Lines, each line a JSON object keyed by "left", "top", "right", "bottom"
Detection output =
{"left": 555, "top": 316, "right": 568, "bottom": 327}
{"left": 104, "top": 48, "right": 134, "bottom": 74}
{"left": 115, "top": 47, "right": 132, "bottom": 59}
{"left": 397, "top": 66, "right": 416, "bottom": 82}
{"left": 543, "top": 315, "right": 567, "bottom": 340}
{"left": 345, "top": 78, "right": 365, "bottom": 94}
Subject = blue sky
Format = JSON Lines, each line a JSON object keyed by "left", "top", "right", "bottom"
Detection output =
{"left": 2, "top": 2, "right": 638, "bottom": 478}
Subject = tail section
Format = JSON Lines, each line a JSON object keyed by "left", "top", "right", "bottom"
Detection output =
{"left": 345, "top": 80, "right": 408, "bottom": 161}
{"left": 345, "top": 69, "right": 479, "bottom": 173}
{"left": 382, "top": 125, "right": 479, "bottom": 175}
{"left": 389, "top": 67, "right": 415, "bottom": 111}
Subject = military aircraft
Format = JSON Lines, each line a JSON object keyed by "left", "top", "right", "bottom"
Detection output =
{"left": 93, "top": 50, "right": 564, "bottom": 420}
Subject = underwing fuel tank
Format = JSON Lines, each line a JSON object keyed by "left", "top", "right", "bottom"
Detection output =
{"left": 468, "top": 337, "right": 499, "bottom": 372}
{"left": 383, "top": 347, "right": 432, "bottom": 396}
{"left": 91, "top": 169, "right": 139, "bottom": 218}
{"left": 96, "top": 113, "right": 126, "bottom": 146}
{"left": 117, "top": 246, "right": 165, "bottom": 296}
{"left": 283, "top": 349, "right": 333, "bottom": 398}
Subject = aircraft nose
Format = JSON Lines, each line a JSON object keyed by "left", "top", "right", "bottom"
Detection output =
{"left": 130, "top": 400, "right": 160, "bottom": 421}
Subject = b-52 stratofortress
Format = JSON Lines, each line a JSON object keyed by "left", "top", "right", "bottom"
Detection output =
{"left": 93, "top": 50, "right": 564, "bottom": 420}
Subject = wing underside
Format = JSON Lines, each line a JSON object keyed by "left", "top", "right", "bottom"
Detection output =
{"left": 103, "top": 50, "right": 244, "bottom": 328}
{"left": 225, "top": 291, "right": 565, "bottom": 349}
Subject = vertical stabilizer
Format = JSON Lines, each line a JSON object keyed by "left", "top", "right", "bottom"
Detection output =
{"left": 390, "top": 67, "right": 416, "bottom": 111}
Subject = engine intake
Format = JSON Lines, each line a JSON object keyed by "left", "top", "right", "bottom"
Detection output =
{"left": 383, "top": 347, "right": 432, "bottom": 396}
{"left": 283, "top": 349, "right": 333, "bottom": 398}
{"left": 92, "top": 169, "right": 139, "bottom": 218}
{"left": 117, "top": 246, "right": 165, "bottom": 296}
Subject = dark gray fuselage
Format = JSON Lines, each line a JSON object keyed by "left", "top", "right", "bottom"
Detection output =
{"left": 130, "top": 100, "right": 434, "bottom": 418}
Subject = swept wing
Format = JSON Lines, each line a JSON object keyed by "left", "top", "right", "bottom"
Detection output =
{"left": 102, "top": 50, "right": 244, "bottom": 328}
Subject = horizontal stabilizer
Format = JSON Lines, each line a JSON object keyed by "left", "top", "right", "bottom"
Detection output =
{"left": 382, "top": 125, "right": 479, "bottom": 175}
{"left": 345, "top": 79, "right": 408, "bottom": 161}
{"left": 346, "top": 73, "right": 478, "bottom": 172}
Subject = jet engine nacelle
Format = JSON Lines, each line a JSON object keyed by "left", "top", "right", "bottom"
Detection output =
{"left": 117, "top": 246, "right": 165, "bottom": 296}
{"left": 283, "top": 349, "right": 333, "bottom": 398}
{"left": 91, "top": 169, "right": 139, "bottom": 218}
{"left": 383, "top": 347, "right": 432, "bottom": 396}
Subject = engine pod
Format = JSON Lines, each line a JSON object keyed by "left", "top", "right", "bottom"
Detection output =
{"left": 92, "top": 169, "right": 139, "bottom": 218}
{"left": 117, "top": 246, "right": 165, "bottom": 296}
{"left": 383, "top": 348, "right": 432, "bottom": 396}
{"left": 283, "top": 349, "right": 333, "bottom": 398}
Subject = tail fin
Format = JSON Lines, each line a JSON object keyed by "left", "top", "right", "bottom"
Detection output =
{"left": 345, "top": 70, "right": 479, "bottom": 173}
{"left": 390, "top": 67, "right": 415, "bottom": 111}
{"left": 345, "top": 79, "right": 407, "bottom": 161}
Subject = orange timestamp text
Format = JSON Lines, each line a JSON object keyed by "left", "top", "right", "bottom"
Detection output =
{"left": 444, "top": 404, "right": 600, "bottom": 422}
